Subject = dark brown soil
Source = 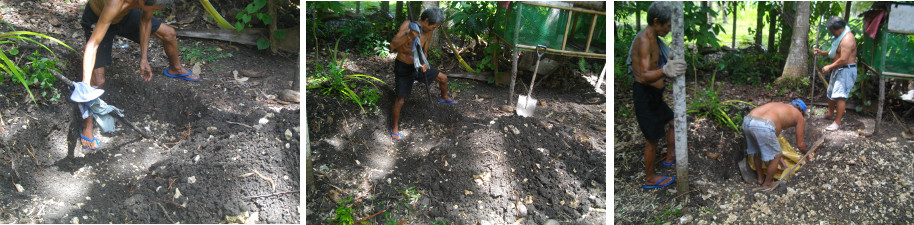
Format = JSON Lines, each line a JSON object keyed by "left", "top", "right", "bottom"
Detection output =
{"left": 0, "top": 0, "right": 300, "bottom": 223}
{"left": 306, "top": 34, "right": 607, "bottom": 223}
{"left": 615, "top": 72, "right": 914, "bottom": 224}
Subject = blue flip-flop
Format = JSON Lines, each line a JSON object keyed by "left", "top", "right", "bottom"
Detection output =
{"left": 391, "top": 132, "right": 402, "bottom": 141}
{"left": 662, "top": 158, "right": 675, "bottom": 167}
{"left": 163, "top": 68, "right": 199, "bottom": 81}
{"left": 78, "top": 126, "right": 100, "bottom": 151}
{"left": 437, "top": 98, "right": 457, "bottom": 105}
{"left": 644, "top": 176, "right": 675, "bottom": 189}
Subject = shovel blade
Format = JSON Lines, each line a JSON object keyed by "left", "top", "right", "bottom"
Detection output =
{"left": 738, "top": 158, "right": 758, "bottom": 184}
{"left": 515, "top": 95, "right": 537, "bottom": 117}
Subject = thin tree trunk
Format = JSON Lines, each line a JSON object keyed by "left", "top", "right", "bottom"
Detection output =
{"left": 768, "top": 5, "right": 777, "bottom": 52}
{"left": 732, "top": 3, "right": 737, "bottom": 48}
{"left": 844, "top": 1, "right": 852, "bottom": 22}
{"left": 780, "top": 1, "right": 811, "bottom": 80}
{"left": 356, "top": 2, "right": 360, "bottom": 15}
{"left": 756, "top": 2, "right": 764, "bottom": 46}
{"left": 395, "top": 1, "right": 404, "bottom": 22}
{"left": 779, "top": 1, "right": 796, "bottom": 58}
{"left": 635, "top": 9, "right": 641, "bottom": 31}
{"left": 381, "top": 1, "right": 389, "bottom": 14}
{"left": 422, "top": 1, "right": 439, "bottom": 50}
{"left": 670, "top": 1, "right": 689, "bottom": 198}
{"left": 407, "top": 2, "right": 416, "bottom": 21}
{"left": 702, "top": 1, "right": 711, "bottom": 24}
{"left": 720, "top": 1, "right": 727, "bottom": 24}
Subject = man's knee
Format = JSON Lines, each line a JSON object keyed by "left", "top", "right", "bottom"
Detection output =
{"left": 436, "top": 72, "right": 447, "bottom": 83}
{"left": 154, "top": 24, "right": 177, "bottom": 42}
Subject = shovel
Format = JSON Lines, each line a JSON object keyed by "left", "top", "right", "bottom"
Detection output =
{"left": 516, "top": 45, "right": 547, "bottom": 117}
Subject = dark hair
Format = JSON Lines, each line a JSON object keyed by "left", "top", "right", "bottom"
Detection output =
{"left": 144, "top": 0, "right": 173, "bottom": 6}
{"left": 826, "top": 16, "right": 846, "bottom": 31}
{"left": 647, "top": 2, "right": 672, "bottom": 26}
{"left": 421, "top": 7, "right": 444, "bottom": 25}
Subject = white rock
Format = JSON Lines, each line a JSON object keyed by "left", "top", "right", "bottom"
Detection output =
{"left": 188, "top": 176, "right": 197, "bottom": 184}
{"left": 285, "top": 129, "right": 293, "bottom": 140}
{"left": 259, "top": 118, "right": 269, "bottom": 125}
{"left": 71, "top": 217, "right": 79, "bottom": 224}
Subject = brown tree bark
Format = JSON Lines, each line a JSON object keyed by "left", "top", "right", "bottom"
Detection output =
{"left": 756, "top": 2, "right": 764, "bottom": 46}
{"left": 731, "top": 2, "right": 737, "bottom": 48}
{"left": 395, "top": 1, "right": 404, "bottom": 22}
{"left": 780, "top": 1, "right": 811, "bottom": 80}
{"left": 768, "top": 5, "right": 777, "bottom": 52}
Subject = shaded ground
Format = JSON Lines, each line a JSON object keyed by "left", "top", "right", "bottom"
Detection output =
{"left": 0, "top": 0, "right": 300, "bottom": 223}
{"left": 306, "top": 38, "right": 607, "bottom": 223}
{"left": 614, "top": 73, "right": 914, "bottom": 224}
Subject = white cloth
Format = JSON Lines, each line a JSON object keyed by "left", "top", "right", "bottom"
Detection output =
{"left": 828, "top": 25, "right": 850, "bottom": 59}
{"left": 78, "top": 98, "right": 124, "bottom": 133}
{"left": 409, "top": 21, "right": 429, "bottom": 72}
{"left": 70, "top": 82, "right": 104, "bottom": 103}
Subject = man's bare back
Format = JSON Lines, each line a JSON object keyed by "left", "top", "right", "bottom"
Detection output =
{"left": 89, "top": 0, "right": 148, "bottom": 23}
{"left": 748, "top": 102, "right": 806, "bottom": 154}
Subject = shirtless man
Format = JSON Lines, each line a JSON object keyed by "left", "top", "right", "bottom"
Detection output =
{"left": 388, "top": 7, "right": 456, "bottom": 141}
{"left": 743, "top": 100, "right": 809, "bottom": 188}
{"left": 628, "top": 2, "right": 688, "bottom": 189}
{"left": 813, "top": 16, "right": 857, "bottom": 131}
{"left": 75, "top": 0, "right": 194, "bottom": 150}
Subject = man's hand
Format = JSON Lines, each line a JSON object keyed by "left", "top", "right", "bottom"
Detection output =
{"left": 140, "top": 60, "right": 153, "bottom": 82}
{"left": 662, "top": 59, "right": 687, "bottom": 78}
{"left": 822, "top": 65, "right": 833, "bottom": 74}
{"left": 420, "top": 63, "right": 428, "bottom": 73}
{"left": 813, "top": 48, "right": 825, "bottom": 56}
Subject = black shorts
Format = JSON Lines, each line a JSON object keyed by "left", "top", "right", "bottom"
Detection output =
{"left": 80, "top": 3, "right": 162, "bottom": 69}
{"left": 394, "top": 59, "right": 439, "bottom": 98}
{"left": 633, "top": 82, "right": 674, "bottom": 143}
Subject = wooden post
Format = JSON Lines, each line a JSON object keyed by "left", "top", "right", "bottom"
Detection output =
{"left": 509, "top": 3, "right": 522, "bottom": 106}
{"left": 584, "top": 14, "right": 597, "bottom": 53}
{"left": 731, "top": 3, "right": 737, "bottom": 48}
{"left": 671, "top": 1, "right": 689, "bottom": 196}
{"left": 562, "top": 11, "right": 573, "bottom": 51}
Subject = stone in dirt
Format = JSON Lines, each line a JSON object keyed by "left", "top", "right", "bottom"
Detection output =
{"left": 516, "top": 203, "right": 527, "bottom": 217}
{"left": 544, "top": 219, "right": 560, "bottom": 225}
{"left": 241, "top": 70, "right": 265, "bottom": 78}
{"left": 279, "top": 89, "right": 300, "bottom": 103}
{"left": 500, "top": 105, "right": 514, "bottom": 112}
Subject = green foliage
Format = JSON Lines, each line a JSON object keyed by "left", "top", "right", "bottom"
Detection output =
{"left": 307, "top": 38, "right": 386, "bottom": 114}
{"left": 179, "top": 42, "right": 233, "bottom": 64}
{"left": 24, "top": 50, "right": 62, "bottom": 102}
{"left": 444, "top": 2, "right": 499, "bottom": 41}
{"left": 332, "top": 197, "right": 354, "bottom": 225}
{"left": 432, "top": 220, "right": 446, "bottom": 225}
{"left": 399, "top": 186, "right": 421, "bottom": 201}
{"left": 448, "top": 80, "right": 472, "bottom": 95}
{"left": 688, "top": 70, "right": 756, "bottom": 134}
{"left": 234, "top": 0, "right": 289, "bottom": 50}
{"left": 0, "top": 31, "right": 75, "bottom": 105}
{"left": 384, "top": 212, "right": 397, "bottom": 225}
{"left": 715, "top": 50, "right": 784, "bottom": 86}
{"left": 650, "top": 205, "right": 684, "bottom": 225}
{"left": 373, "top": 39, "right": 391, "bottom": 58}
{"left": 684, "top": 2, "right": 725, "bottom": 50}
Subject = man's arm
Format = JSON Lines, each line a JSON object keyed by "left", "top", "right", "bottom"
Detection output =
{"left": 795, "top": 114, "right": 807, "bottom": 154}
{"left": 389, "top": 21, "right": 416, "bottom": 52}
{"left": 631, "top": 37, "right": 665, "bottom": 84}
{"left": 138, "top": 8, "right": 154, "bottom": 81}
{"left": 82, "top": 0, "right": 122, "bottom": 83}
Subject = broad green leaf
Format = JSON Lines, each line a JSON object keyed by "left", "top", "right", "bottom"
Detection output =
{"left": 256, "top": 38, "right": 270, "bottom": 50}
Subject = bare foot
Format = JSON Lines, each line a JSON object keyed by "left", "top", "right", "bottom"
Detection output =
{"left": 167, "top": 67, "right": 199, "bottom": 80}
{"left": 80, "top": 126, "right": 98, "bottom": 149}
{"left": 391, "top": 129, "right": 401, "bottom": 140}
{"left": 645, "top": 175, "right": 674, "bottom": 186}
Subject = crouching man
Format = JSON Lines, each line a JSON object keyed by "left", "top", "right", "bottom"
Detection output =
{"left": 743, "top": 99, "right": 810, "bottom": 187}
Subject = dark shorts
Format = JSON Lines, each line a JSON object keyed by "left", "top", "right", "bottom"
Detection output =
{"left": 633, "top": 82, "right": 674, "bottom": 143}
{"left": 394, "top": 59, "right": 440, "bottom": 98}
{"left": 80, "top": 3, "right": 162, "bottom": 69}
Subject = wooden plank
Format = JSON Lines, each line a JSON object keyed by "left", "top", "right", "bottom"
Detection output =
{"left": 521, "top": 1, "right": 606, "bottom": 15}
{"left": 176, "top": 29, "right": 263, "bottom": 46}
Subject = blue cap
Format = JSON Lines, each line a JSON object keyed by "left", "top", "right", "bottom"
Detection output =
{"left": 791, "top": 99, "right": 807, "bottom": 116}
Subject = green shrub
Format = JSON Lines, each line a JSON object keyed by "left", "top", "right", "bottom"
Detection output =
{"left": 0, "top": 31, "right": 75, "bottom": 105}
{"left": 307, "top": 38, "right": 386, "bottom": 114}
{"left": 688, "top": 70, "right": 756, "bottom": 134}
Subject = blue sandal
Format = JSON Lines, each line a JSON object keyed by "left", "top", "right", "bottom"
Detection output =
{"left": 164, "top": 68, "right": 199, "bottom": 81}
{"left": 644, "top": 176, "right": 675, "bottom": 189}
{"left": 437, "top": 98, "right": 457, "bottom": 105}
{"left": 662, "top": 159, "right": 675, "bottom": 167}
{"left": 391, "top": 132, "right": 402, "bottom": 141}
{"left": 79, "top": 127, "right": 100, "bottom": 151}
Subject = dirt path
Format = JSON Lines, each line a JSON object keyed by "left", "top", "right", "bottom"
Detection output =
{"left": 614, "top": 79, "right": 914, "bottom": 224}
{"left": 306, "top": 50, "right": 607, "bottom": 223}
{"left": 0, "top": 0, "right": 300, "bottom": 223}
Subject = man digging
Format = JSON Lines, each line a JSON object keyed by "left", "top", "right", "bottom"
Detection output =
{"left": 626, "top": 2, "right": 688, "bottom": 189}
{"left": 813, "top": 16, "right": 858, "bottom": 131}
{"left": 72, "top": 0, "right": 195, "bottom": 151}
{"left": 388, "top": 7, "right": 457, "bottom": 141}
{"left": 743, "top": 100, "right": 811, "bottom": 188}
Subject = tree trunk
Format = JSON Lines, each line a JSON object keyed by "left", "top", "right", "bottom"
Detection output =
{"left": 768, "top": 5, "right": 777, "bottom": 52}
{"left": 844, "top": 1, "right": 852, "bottom": 22}
{"left": 756, "top": 2, "right": 764, "bottom": 46}
{"left": 382, "top": 1, "right": 389, "bottom": 14}
{"left": 670, "top": 1, "right": 689, "bottom": 198}
{"left": 422, "top": 1, "right": 439, "bottom": 50}
{"left": 780, "top": 1, "right": 811, "bottom": 80}
{"left": 395, "top": 1, "right": 403, "bottom": 22}
{"left": 407, "top": 2, "right": 417, "bottom": 21}
{"left": 779, "top": 1, "right": 796, "bottom": 58}
{"left": 720, "top": 2, "right": 727, "bottom": 24}
{"left": 356, "top": 2, "right": 360, "bottom": 15}
{"left": 635, "top": 9, "right": 641, "bottom": 31}
{"left": 732, "top": 3, "right": 737, "bottom": 48}
{"left": 702, "top": 1, "right": 711, "bottom": 24}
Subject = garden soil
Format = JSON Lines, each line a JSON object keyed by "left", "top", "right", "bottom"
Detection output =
{"left": 0, "top": 0, "right": 300, "bottom": 223}
{"left": 615, "top": 74, "right": 914, "bottom": 224}
{"left": 306, "top": 44, "right": 607, "bottom": 223}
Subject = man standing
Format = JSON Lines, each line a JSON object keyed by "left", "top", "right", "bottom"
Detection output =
{"left": 627, "top": 2, "right": 688, "bottom": 189}
{"left": 743, "top": 100, "right": 809, "bottom": 188}
{"left": 73, "top": 0, "right": 194, "bottom": 151}
{"left": 388, "top": 7, "right": 456, "bottom": 141}
{"left": 814, "top": 16, "right": 857, "bottom": 131}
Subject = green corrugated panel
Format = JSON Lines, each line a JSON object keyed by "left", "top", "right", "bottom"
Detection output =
{"left": 496, "top": 2, "right": 605, "bottom": 53}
